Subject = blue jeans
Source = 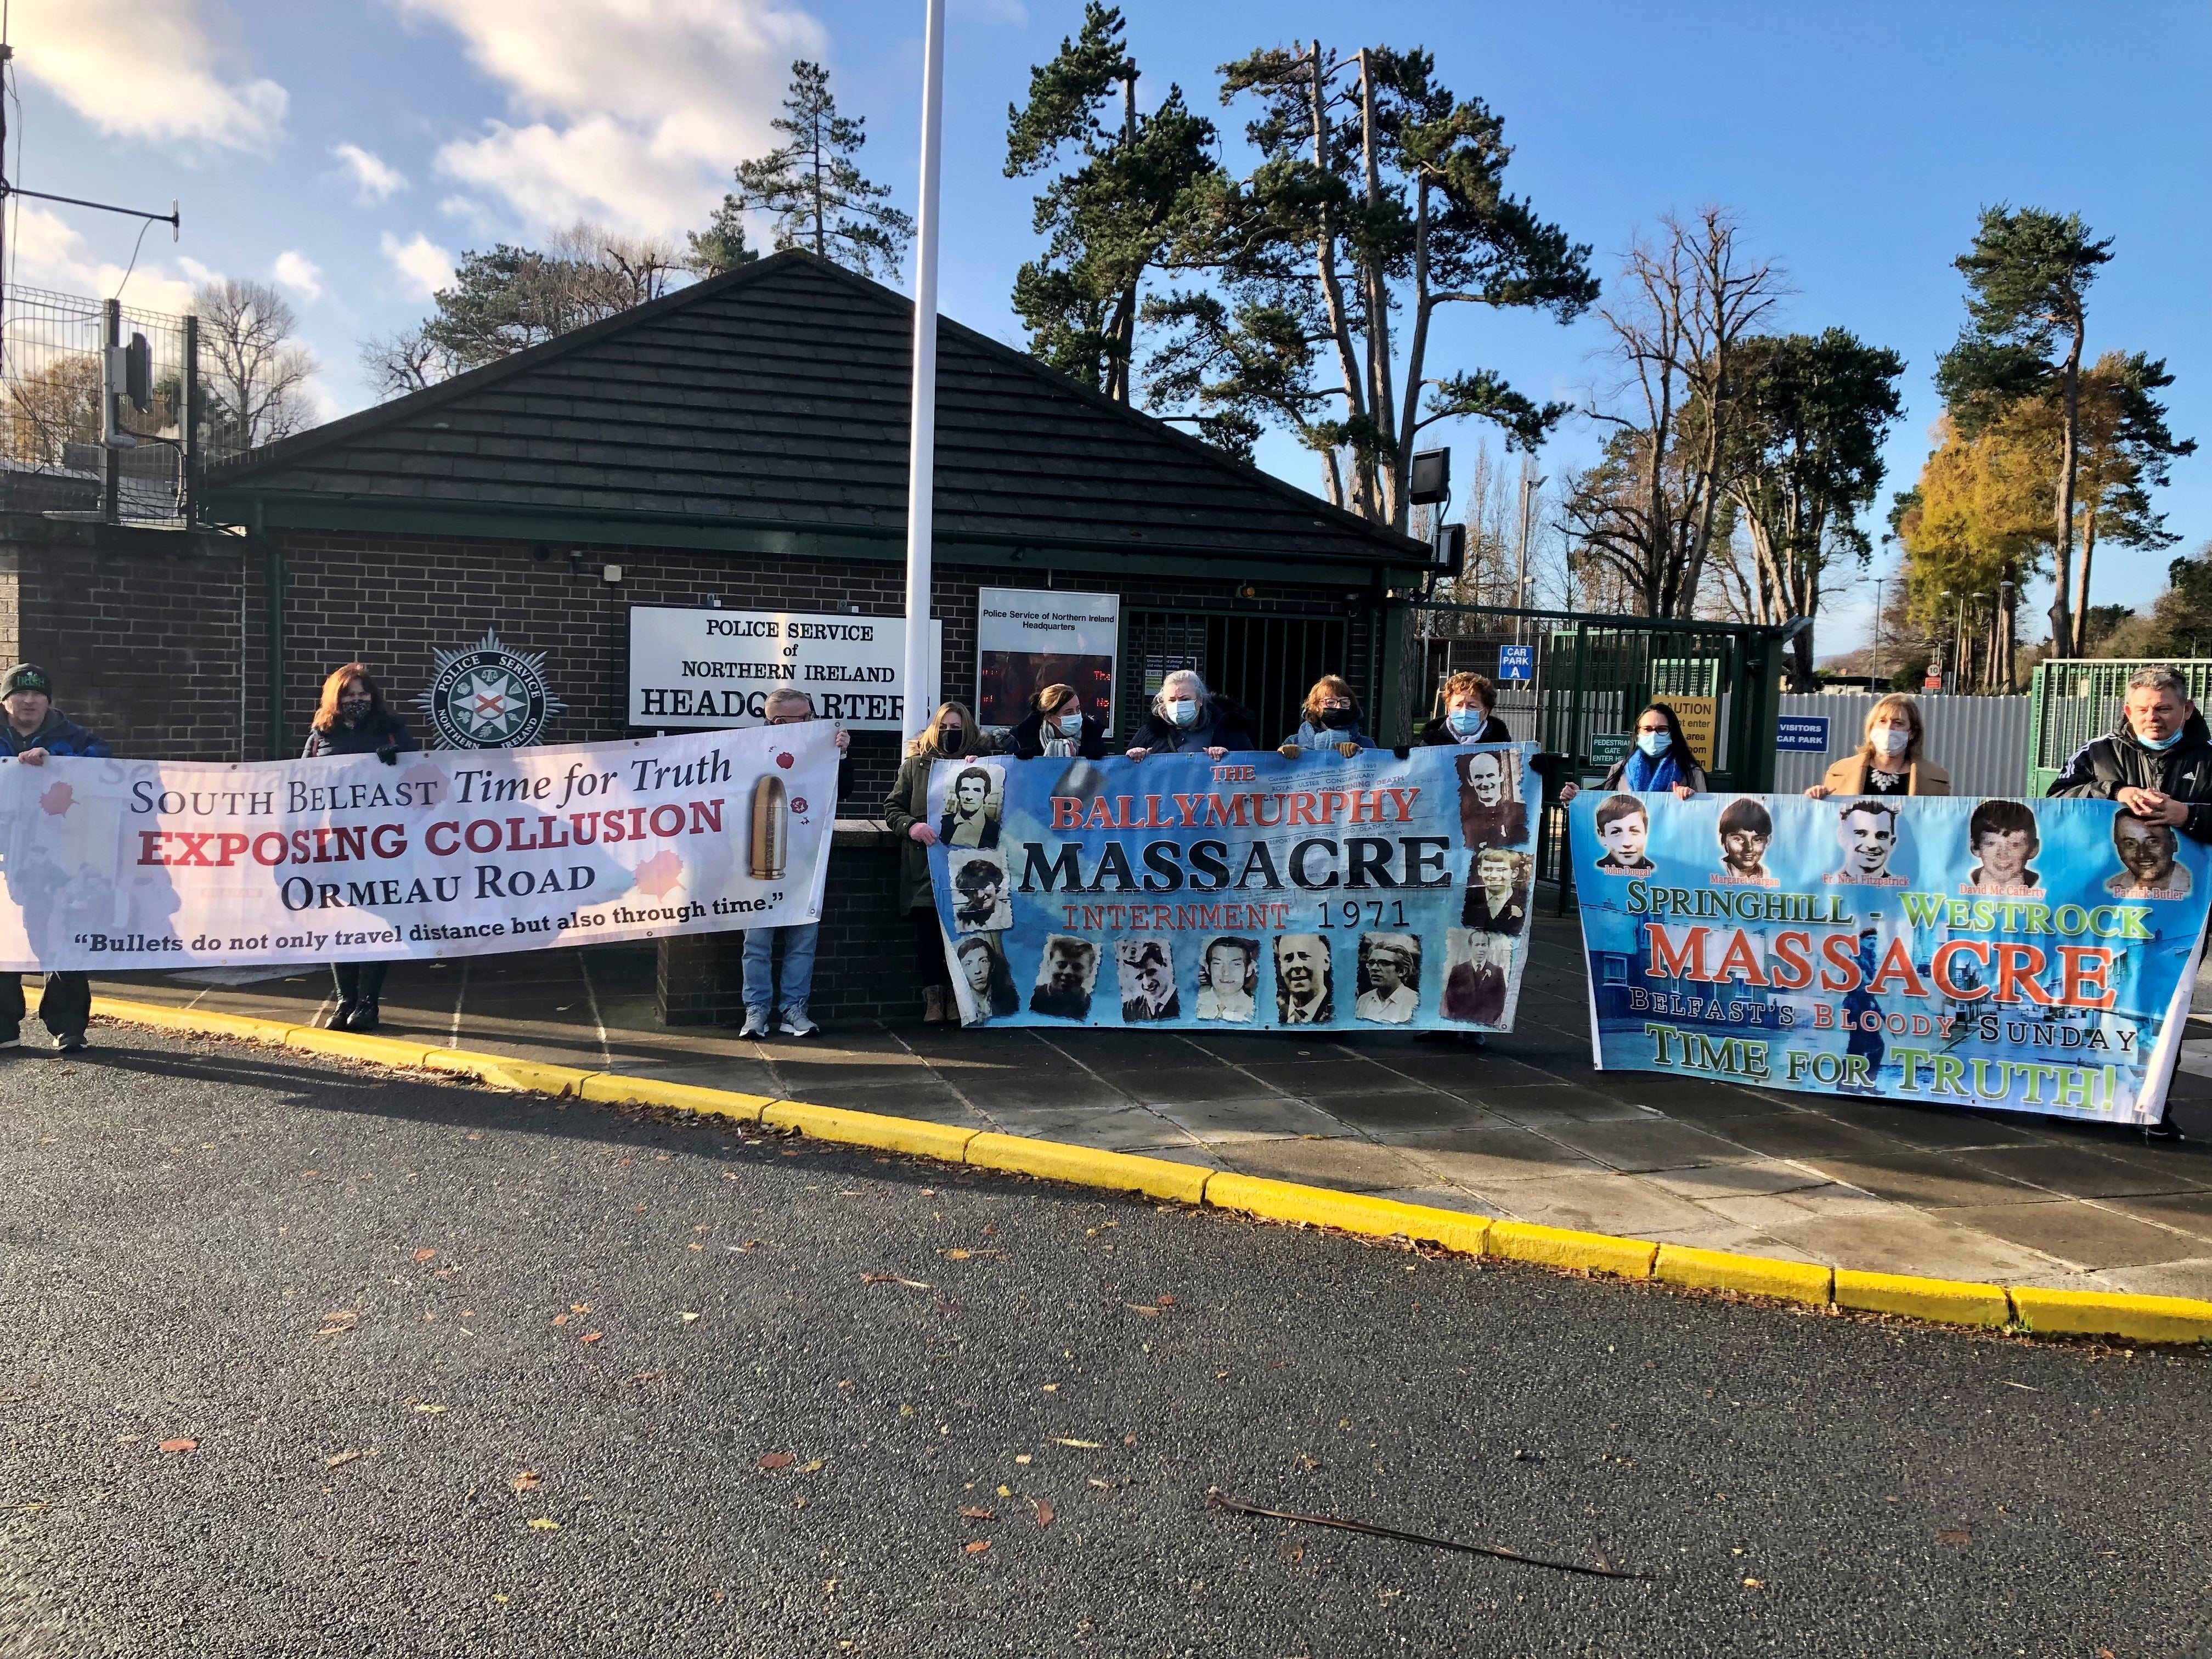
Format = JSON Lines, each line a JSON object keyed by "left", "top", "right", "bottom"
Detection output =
{"left": 743, "top": 924, "right": 819, "bottom": 1017}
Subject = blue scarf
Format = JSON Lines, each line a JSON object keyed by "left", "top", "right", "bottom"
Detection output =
{"left": 1622, "top": 744, "right": 1681, "bottom": 793}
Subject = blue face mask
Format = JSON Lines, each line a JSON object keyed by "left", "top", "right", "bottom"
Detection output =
{"left": 1167, "top": 699, "right": 1200, "bottom": 728}
{"left": 1447, "top": 708, "right": 1486, "bottom": 737}
{"left": 1637, "top": 731, "right": 1672, "bottom": 758}
{"left": 2140, "top": 725, "right": 2185, "bottom": 752}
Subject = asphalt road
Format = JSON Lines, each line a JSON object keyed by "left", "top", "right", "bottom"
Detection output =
{"left": 1, "top": 1031, "right": 2208, "bottom": 1658}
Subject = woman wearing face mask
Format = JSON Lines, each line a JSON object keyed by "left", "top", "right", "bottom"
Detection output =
{"left": 302, "top": 663, "right": 420, "bottom": 1031}
{"left": 1278, "top": 674, "right": 1375, "bottom": 758}
{"left": 883, "top": 701, "right": 997, "bottom": 1023}
{"left": 1125, "top": 669, "right": 1258, "bottom": 761}
{"left": 1557, "top": 702, "right": 1706, "bottom": 805}
{"left": 1006, "top": 682, "right": 1108, "bottom": 760}
{"left": 1805, "top": 695, "right": 1948, "bottom": 799}
{"left": 1418, "top": 672, "right": 1511, "bottom": 747}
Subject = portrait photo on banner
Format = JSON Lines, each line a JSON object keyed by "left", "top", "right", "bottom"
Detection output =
{"left": 1354, "top": 932, "right": 1421, "bottom": 1024}
{"left": 952, "top": 932, "right": 1022, "bottom": 1020}
{"left": 1441, "top": 928, "right": 1515, "bottom": 1028}
{"left": 1196, "top": 934, "right": 1259, "bottom": 1024}
{"left": 1029, "top": 933, "right": 1100, "bottom": 1020}
{"left": 1456, "top": 747, "right": 1527, "bottom": 853}
{"left": 1116, "top": 938, "right": 1181, "bottom": 1022}
{"left": 1274, "top": 933, "right": 1334, "bottom": 1025}
{"left": 938, "top": 762, "right": 1006, "bottom": 850}
{"left": 950, "top": 850, "right": 1012, "bottom": 932}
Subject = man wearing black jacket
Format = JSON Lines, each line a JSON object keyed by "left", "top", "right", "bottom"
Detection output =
{"left": 2049, "top": 663, "right": 2211, "bottom": 1142}
{"left": 1, "top": 664, "right": 110, "bottom": 1054}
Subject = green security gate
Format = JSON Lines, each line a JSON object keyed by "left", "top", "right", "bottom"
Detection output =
{"left": 2027, "top": 658, "right": 2212, "bottom": 794}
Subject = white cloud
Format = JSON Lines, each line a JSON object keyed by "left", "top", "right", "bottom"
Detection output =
{"left": 394, "top": 0, "right": 825, "bottom": 235}
{"left": 4, "top": 205, "right": 205, "bottom": 314}
{"left": 381, "top": 232, "right": 458, "bottom": 301}
{"left": 15, "top": 0, "right": 286, "bottom": 150}
{"left": 334, "top": 143, "right": 409, "bottom": 205}
{"left": 272, "top": 251, "right": 325, "bottom": 302}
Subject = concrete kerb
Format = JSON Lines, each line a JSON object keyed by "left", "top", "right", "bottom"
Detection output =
{"left": 66, "top": 992, "right": 2212, "bottom": 1348}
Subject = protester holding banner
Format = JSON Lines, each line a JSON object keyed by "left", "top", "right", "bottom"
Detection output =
{"left": 1557, "top": 703, "right": 1708, "bottom": 805}
{"left": 300, "top": 663, "right": 420, "bottom": 1032}
{"left": 2050, "top": 664, "right": 2212, "bottom": 843}
{"left": 1418, "top": 672, "right": 1511, "bottom": 747}
{"left": 1278, "top": 675, "right": 1375, "bottom": 759}
{"left": 739, "top": 687, "right": 851, "bottom": 1038}
{"left": 1006, "top": 683, "right": 1108, "bottom": 760}
{"left": 0, "top": 664, "right": 109, "bottom": 1054}
{"left": 1804, "top": 695, "right": 1951, "bottom": 799}
{"left": 1124, "top": 670, "right": 1258, "bottom": 760}
{"left": 885, "top": 701, "right": 997, "bottom": 1024}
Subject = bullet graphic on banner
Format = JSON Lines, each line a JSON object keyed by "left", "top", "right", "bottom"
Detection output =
{"left": 750, "top": 775, "right": 788, "bottom": 880}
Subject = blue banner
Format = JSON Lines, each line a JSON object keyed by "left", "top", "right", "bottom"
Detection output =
{"left": 927, "top": 746, "right": 1538, "bottom": 1032}
{"left": 1568, "top": 791, "right": 2210, "bottom": 1124}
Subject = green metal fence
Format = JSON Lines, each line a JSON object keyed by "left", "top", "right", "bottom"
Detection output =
{"left": 2027, "top": 659, "right": 2212, "bottom": 794}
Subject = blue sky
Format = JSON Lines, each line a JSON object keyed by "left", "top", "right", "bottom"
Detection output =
{"left": 18, "top": 0, "right": 2208, "bottom": 657}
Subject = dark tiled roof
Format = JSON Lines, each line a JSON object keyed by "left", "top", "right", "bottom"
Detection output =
{"left": 207, "top": 253, "right": 1425, "bottom": 569}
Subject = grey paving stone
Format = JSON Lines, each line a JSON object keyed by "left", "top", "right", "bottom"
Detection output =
{"left": 1696, "top": 1112, "right": 1914, "bottom": 1161}
{"left": 2102, "top": 1187, "right": 2212, "bottom": 1242}
{"left": 1643, "top": 1160, "right": 1837, "bottom": 1201}
{"left": 1817, "top": 1099, "right": 2051, "bottom": 1151}
{"left": 921, "top": 1070, "right": 1135, "bottom": 1111}
{"left": 1946, "top": 1143, "right": 2205, "bottom": 1200}
{"left": 1304, "top": 1090, "right": 1482, "bottom": 1138}
{"left": 979, "top": 1103, "right": 1194, "bottom": 1153}
{"left": 2084, "top": 1256, "right": 2212, "bottom": 1300}
{"left": 1238, "top": 1059, "right": 1413, "bottom": 1095}
{"left": 1397, "top": 1122, "right": 1609, "bottom": 1184}
{"left": 1427, "top": 1170, "right": 1715, "bottom": 1238}
{"left": 1363, "top": 1186, "right": 1500, "bottom": 1218}
{"left": 1534, "top": 1116, "right": 1763, "bottom": 1173}
{"left": 1791, "top": 1150, "right": 2052, "bottom": 1211}
{"left": 1144, "top": 1094, "right": 1339, "bottom": 1144}
{"left": 1213, "top": 1138, "right": 1443, "bottom": 1194}
{"left": 603, "top": 1058, "right": 786, "bottom": 1097}
{"left": 1751, "top": 1210, "right": 2065, "bottom": 1283}
{"left": 1930, "top": 1201, "right": 2202, "bottom": 1271}
{"left": 1474, "top": 1085, "right": 1662, "bottom": 1125}
{"left": 1115, "top": 1065, "right": 1323, "bottom": 1106}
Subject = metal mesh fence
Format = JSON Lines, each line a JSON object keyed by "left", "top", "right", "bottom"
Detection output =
{"left": 0, "top": 285, "right": 195, "bottom": 523}
{"left": 2027, "top": 659, "right": 2212, "bottom": 793}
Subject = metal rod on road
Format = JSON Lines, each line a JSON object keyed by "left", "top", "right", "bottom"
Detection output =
{"left": 900, "top": 0, "right": 947, "bottom": 741}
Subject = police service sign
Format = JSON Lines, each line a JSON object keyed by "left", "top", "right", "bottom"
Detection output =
{"left": 627, "top": 606, "right": 944, "bottom": 731}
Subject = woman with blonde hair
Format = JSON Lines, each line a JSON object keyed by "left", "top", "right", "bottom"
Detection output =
{"left": 1279, "top": 674, "right": 1374, "bottom": 758}
{"left": 302, "top": 662, "right": 419, "bottom": 1031}
{"left": 1007, "top": 681, "right": 1107, "bottom": 760}
{"left": 883, "top": 701, "right": 998, "bottom": 1022}
{"left": 1806, "top": 695, "right": 1950, "bottom": 798}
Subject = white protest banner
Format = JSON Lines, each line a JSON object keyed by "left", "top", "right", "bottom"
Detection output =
{"left": 628, "top": 605, "right": 943, "bottom": 732}
{"left": 974, "top": 587, "right": 1119, "bottom": 731}
{"left": 0, "top": 727, "right": 839, "bottom": 972}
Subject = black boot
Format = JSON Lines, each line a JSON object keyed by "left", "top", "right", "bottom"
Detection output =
{"left": 329, "top": 1000, "right": 358, "bottom": 1031}
{"left": 349, "top": 997, "right": 381, "bottom": 1034}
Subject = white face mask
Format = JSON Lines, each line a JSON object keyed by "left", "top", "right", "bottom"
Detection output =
{"left": 1875, "top": 726, "right": 1910, "bottom": 757}
{"left": 1056, "top": 712, "right": 1083, "bottom": 736}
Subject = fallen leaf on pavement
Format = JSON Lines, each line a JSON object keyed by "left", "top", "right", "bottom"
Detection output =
{"left": 1125, "top": 1304, "right": 1160, "bottom": 1317}
{"left": 799, "top": 1460, "right": 824, "bottom": 1474}
{"left": 628, "top": 1372, "right": 665, "bottom": 1385}
{"left": 511, "top": 1471, "right": 541, "bottom": 1492}
{"left": 579, "top": 1332, "right": 602, "bottom": 1345}
{"left": 1155, "top": 1295, "right": 1175, "bottom": 1306}
{"left": 551, "top": 1313, "right": 570, "bottom": 1327}
{"left": 997, "top": 1485, "right": 1012, "bottom": 1498}
{"left": 1040, "top": 1384, "right": 1059, "bottom": 1393}
{"left": 326, "top": 1451, "right": 361, "bottom": 1468}
{"left": 1937, "top": 1530, "right": 1971, "bottom": 1547}
{"left": 680, "top": 1312, "right": 701, "bottom": 1323}
{"left": 1742, "top": 1578, "right": 1763, "bottom": 1589}
{"left": 1051, "top": 1438, "right": 1101, "bottom": 1449}
{"left": 862, "top": 1274, "right": 932, "bottom": 1290}
{"left": 413, "top": 1248, "right": 437, "bottom": 1262}
{"left": 943, "top": 1249, "right": 972, "bottom": 1260}
{"left": 527, "top": 1517, "right": 560, "bottom": 1531}
{"left": 414, "top": 1404, "right": 448, "bottom": 1414}
{"left": 1087, "top": 1479, "right": 1110, "bottom": 1489}
{"left": 1032, "top": 1499, "right": 1054, "bottom": 1527}
{"left": 959, "top": 1506, "right": 994, "bottom": 1520}
{"left": 1014, "top": 1454, "right": 1032, "bottom": 1465}
{"left": 963, "top": 1540, "right": 990, "bottom": 1555}
{"left": 758, "top": 1453, "right": 795, "bottom": 1471}
{"left": 158, "top": 1439, "right": 196, "bottom": 1454}
{"left": 571, "top": 1304, "right": 590, "bottom": 1314}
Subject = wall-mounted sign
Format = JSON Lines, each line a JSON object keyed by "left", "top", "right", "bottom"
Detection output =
{"left": 627, "top": 606, "right": 942, "bottom": 731}
{"left": 1776, "top": 715, "right": 1830, "bottom": 752}
{"left": 974, "top": 587, "right": 1119, "bottom": 731}
{"left": 1497, "top": 644, "right": 1533, "bottom": 682}
{"left": 1668, "top": 695, "right": 1719, "bottom": 770}
{"left": 1588, "top": 732, "right": 1632, "bottom": 768}
{"left": 417, "top": 630, "right": 564, "bottom": 750}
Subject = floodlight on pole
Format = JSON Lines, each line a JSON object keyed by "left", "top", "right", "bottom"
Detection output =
{"left": 900, "top": 0, "right": 947, "bottom": 741}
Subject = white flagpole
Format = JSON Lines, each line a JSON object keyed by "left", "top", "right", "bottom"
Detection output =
{"left": 900, "top": 0, "right": 947, "bottom": 741}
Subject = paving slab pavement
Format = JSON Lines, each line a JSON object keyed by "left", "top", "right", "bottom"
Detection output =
{"left": 63, "top": 912, "right": 2212, "bottom": 1301}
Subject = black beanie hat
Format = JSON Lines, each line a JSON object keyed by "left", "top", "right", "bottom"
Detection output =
{"left": 1, "top": 664, "right": 52, "bottom": 700}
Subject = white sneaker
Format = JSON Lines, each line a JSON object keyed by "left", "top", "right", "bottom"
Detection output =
{"left": 739, "top": 1009, "right": 774, "bottom": 1039}
{"left": 778, "top": 1010, "right": 819, "bottom": 1037}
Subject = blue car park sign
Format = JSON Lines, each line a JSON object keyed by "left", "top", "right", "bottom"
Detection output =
{"left": 1775, "top": 715, "right": 1829, "bottom": 752}
{"left": 1497, "top": 645, "right": 1533, "bottom": 682}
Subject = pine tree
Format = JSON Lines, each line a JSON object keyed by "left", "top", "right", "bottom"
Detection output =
{"left": 708, "top": 60, "right": 913, "bottom": 280}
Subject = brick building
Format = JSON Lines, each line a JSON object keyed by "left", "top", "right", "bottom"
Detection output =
{"left": 3, "top": 253, "right": 1432, "bottom": 1021}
